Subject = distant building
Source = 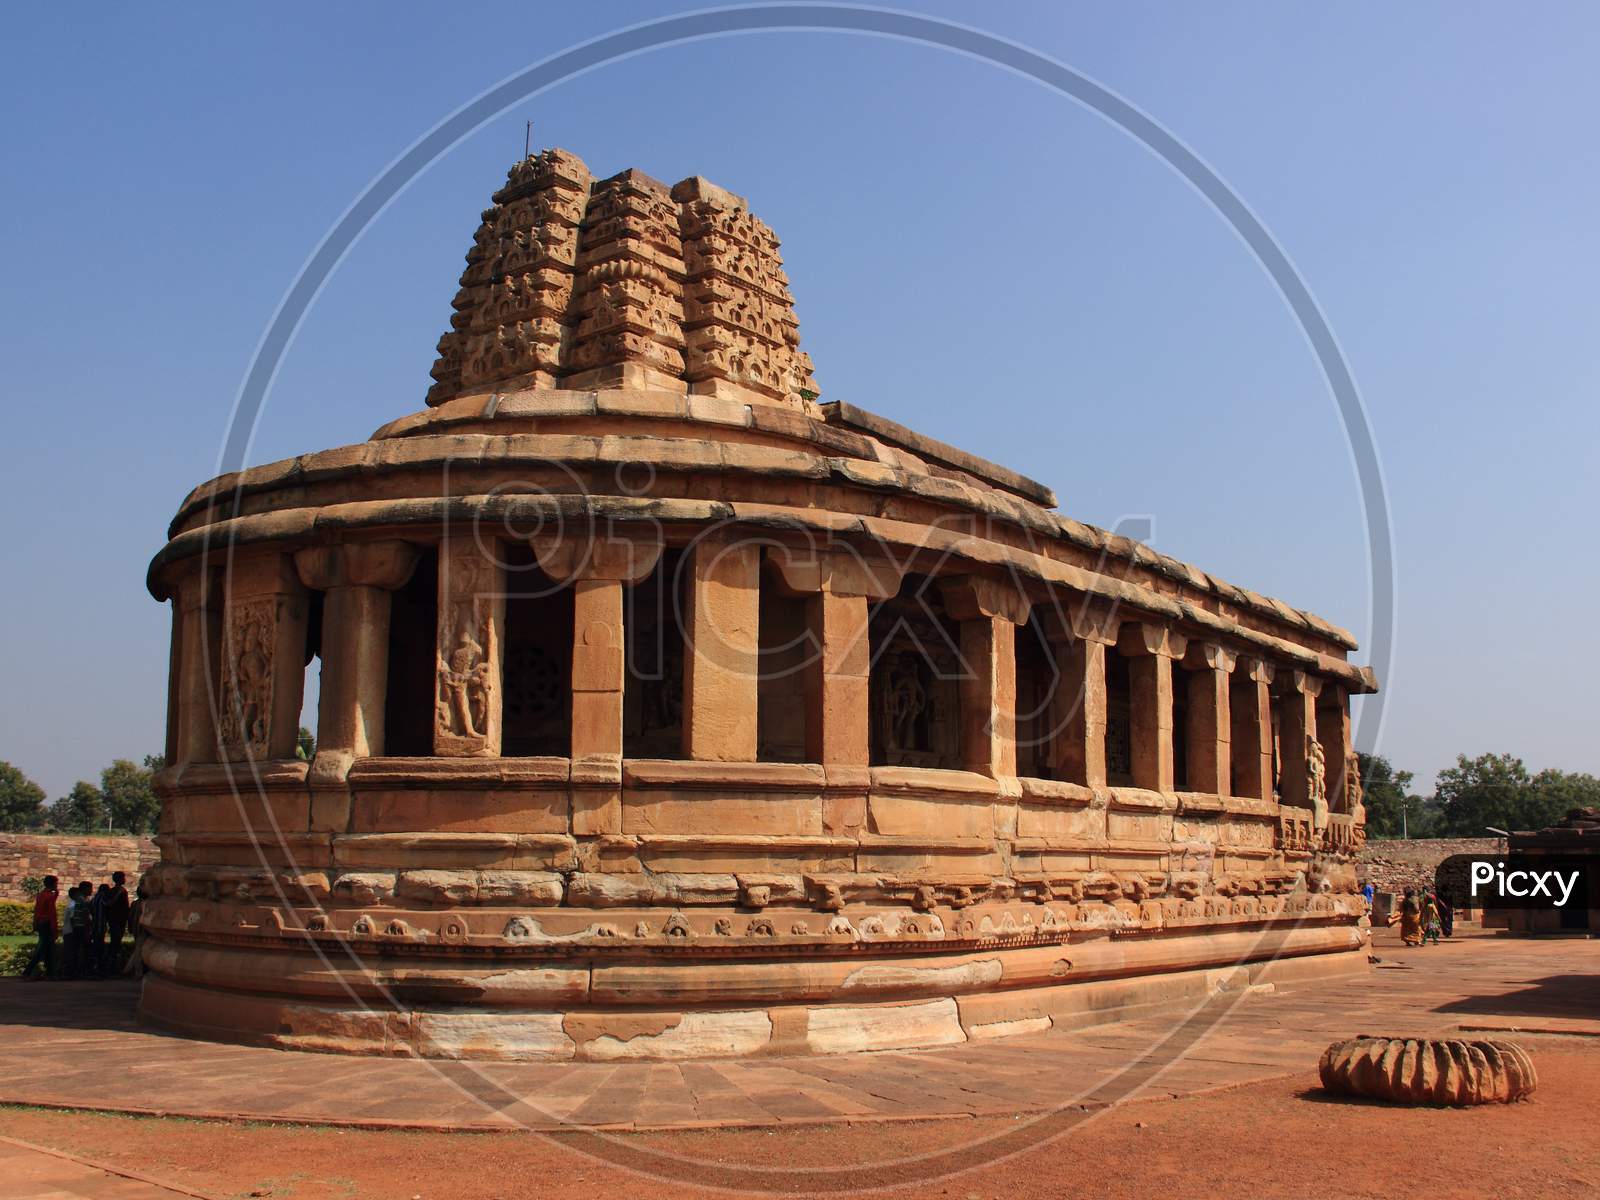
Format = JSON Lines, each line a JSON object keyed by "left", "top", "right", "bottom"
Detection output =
{"left": 1502, "top": 808, "right": 1599, "bottom": 935}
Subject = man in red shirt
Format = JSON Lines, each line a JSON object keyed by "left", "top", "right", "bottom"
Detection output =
{"left": 21, "top": 874, "right": 59, "bottom": 980}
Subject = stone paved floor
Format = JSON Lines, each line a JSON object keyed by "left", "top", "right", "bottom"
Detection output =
{"left": 0, "top": 927, "right": 1594, "bottom": 1136}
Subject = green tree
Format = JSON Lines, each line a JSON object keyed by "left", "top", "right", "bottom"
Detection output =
{"left": 1404, "top": 793, "right": 1446, "bottom": 838}
{"left": 49, "top": 780, "right": 106, "bottom": 834}
{"left": 1355, "top": 753, "right": 1415, "bottom": 837}
{"left": 1432, "top": 752, "right": 1566, "bottom": 835}
{"left": 296, "top": 726, "right": 316, "bottom": 761}
{"left": 100, "top": 758, "right": 160, "bottom": 834}
{"left": 1525, "top": 768, "right": 1600, "bottom": 827}
{"left": 0, "top": 761, "right": 47, "bottom": 831}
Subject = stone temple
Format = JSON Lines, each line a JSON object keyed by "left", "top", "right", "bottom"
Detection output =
{"left": 141, "top": 148, "right": 1377, "bottom": 1060}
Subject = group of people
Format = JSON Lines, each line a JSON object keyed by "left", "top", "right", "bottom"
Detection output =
{"left": 1389, "top": 886, "right": 1454, "bottom": 947}
{"left": 19, "top": 872, "right": 141, "bottom": 981}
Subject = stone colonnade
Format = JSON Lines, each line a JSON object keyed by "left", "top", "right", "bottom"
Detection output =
{"left": 162, "top": 530, "right": 1356, "bottom": 817}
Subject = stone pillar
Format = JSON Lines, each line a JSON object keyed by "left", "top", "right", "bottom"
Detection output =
{"left": 1230, "top": 657, "right": 1275, "bottom": 801}
{"left": 1117, "top": 622, "right": 1187, "bottom": 792}
{"left": 805, "top": 592, "right": 869, "bottom": 766}
{"left": 683, "top": 535, "right": 761, "bottom": 761}
{"left": 174, "top": 567, "right": 223, "bottom": 765}
{"left": 1319, "top": 686, "right": 1352, "bottom": 811}
{"left": 163, "top": 600, "right": 182, "bottom": 765}
{"left": 767, "top": 546, "right": 902, "bottom": 768}
{"left": 1276, "top": 669, "right": 1322, "bottom": 810}
{"left": 218, "top": 553, "right": 310, "bottom": 762}
{"left": 1182, "top": 642, "right": 1236, "bottom": 795}
{"left": 571, "top": 578, "right": 625, "bottom": 765}
{"left": 434, "top": 538, "right": 505, "bottom": 757}
{"left": 1047, "top": 601, "right": 1120, "bottom": 787}
{"left": 533, "top": 531, "right": 663, "bottom": 773}
{"left": 294, "top": 541, "right": 419, "bottom": 781}
{"left": 941, "top": 577, "right": 1033, "bottom": 778}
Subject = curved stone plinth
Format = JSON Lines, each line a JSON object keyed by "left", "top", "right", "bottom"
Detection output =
{"left": 137, "top": 924, "right": 1369, "bottom": 1061}
{"left": 1318, "top": 1036, "right": 1537, "bottom": 1106}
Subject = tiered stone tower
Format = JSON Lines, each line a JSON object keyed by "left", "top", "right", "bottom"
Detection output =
{"left": 140, "top": 150, "right": 1376, "bottom": 1063}
{"left": 428, "top": 149, "right": 816, "bottom": 411}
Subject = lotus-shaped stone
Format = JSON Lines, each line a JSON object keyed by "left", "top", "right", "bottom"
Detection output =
{"left": 1319, "top": 1036, "right": 1536, "bottom": 1106}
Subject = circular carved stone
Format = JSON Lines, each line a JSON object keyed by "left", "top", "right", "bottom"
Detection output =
{"left": 1318, "top": 1036, "right": 1536, "bottom": 1106}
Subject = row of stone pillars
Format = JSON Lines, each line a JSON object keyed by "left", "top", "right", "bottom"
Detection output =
{"left": 169, "top": 544, "right": 419, "bottom": 780}
{"left": 1047, "top": 602, "right": 1350, "bottom": 805}
{"left": 163, "top": 533, "right": 1351, "bottom": 808}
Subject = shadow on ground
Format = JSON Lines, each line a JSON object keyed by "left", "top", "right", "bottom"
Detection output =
{"left": 1433, "top": 973, "right": 1600, "bottom": 1020}
{"left": 0, "top": 980, "right": 148, "bottom": 1035}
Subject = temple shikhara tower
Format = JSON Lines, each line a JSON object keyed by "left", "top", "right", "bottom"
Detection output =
{"left": 142, "top": 149, "right": 1377, "bottom": 1060}
{"left": 427, "top": 149, "right": 817, "bottom": 409}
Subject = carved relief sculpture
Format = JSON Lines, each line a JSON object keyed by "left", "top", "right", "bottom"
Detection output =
{"left": 438, "top": 633, "right": 491, "bottom": 738}
{"left": 868, "top": 599, "right": 961, "bottom": 769}
{"left": 1307, "top": 736, "right": 1329, "bottom": 834}
{"left": 434, "top": 543, "right": 503, "bottom": 756}
{"left": 879, "top": 654, "right": 929, "bottom": 754}
{"left": 1345, "top": 750, "right": 1366, "bottom": 845}
{"left": 217, "top": 598, "right": 275, "bottom": 759}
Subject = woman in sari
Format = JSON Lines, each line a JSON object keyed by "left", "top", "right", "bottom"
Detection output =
{"left": 1422, "top": 893, "right": 1443, "bottom": 945}
{"left": 1389, "top": 887, "right": 1423, "bottom": 946}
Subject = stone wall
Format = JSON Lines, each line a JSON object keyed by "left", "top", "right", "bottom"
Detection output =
{"left": 0, "top": 834, "right": 159, "bottom": 899}
{"left": 1359, "top": 837, "right": 1501, "bottom": 900}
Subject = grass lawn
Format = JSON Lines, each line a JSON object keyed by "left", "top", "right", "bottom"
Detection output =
{"left": 1, "top": 931, "right": 135, "bottom": 975}
{"left": 1, "top": 933, "right": 37, "bottom": 975}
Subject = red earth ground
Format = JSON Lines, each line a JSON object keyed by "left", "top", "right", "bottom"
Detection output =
{"left": 2, "top": 1039, "right": 1596, "bottom": 1199}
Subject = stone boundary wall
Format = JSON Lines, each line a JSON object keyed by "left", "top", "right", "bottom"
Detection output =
{"left": 1359, "top": 837, "right": 1502, "bottom": 899}
{"left": 0, "top": 834, "right": 159, "bottom": 899}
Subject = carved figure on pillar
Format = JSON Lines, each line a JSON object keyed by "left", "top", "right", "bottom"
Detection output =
{"left": 435, "top": 546, "right": 502, "bottom": 756}
{"left": 1345, "top": 750, "right": 1366, "bottom": 843}
{"left": 439, "top": 631, "right": 492, "bottom": 741}
{"left": 1308, "top": 736, "right": 1329, "bottom": 835}
{"left": 218, "top": 599, "right": 274, "bottom": 759}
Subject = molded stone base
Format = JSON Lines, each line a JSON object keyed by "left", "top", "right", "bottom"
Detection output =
{"left": 137, "top": 935, "right": 1370, "bottom": 1062}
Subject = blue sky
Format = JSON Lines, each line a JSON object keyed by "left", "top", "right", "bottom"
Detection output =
{"left": 2, "top": 2, "right": 1596, "bottom": 800}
